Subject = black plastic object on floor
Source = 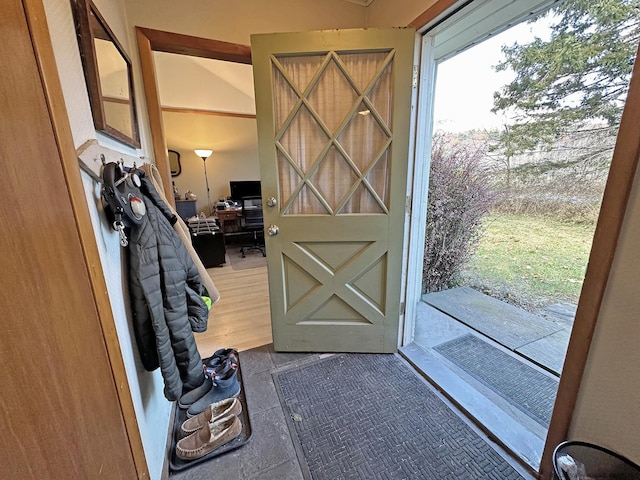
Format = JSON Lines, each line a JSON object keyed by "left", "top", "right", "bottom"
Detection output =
{"left": 191, "top": 231, "right": 226, "bottom": 268}
{"left": 273, "top": 353, "right": 525, "bottom": 480}
{"left": 553, "top": 441, "right": 640, "bottom": 480}
{"left": 169, "top": 354, "right": 252, "bottom": 472}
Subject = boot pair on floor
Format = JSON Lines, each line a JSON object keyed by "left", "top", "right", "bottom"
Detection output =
{"left": 179, "top": 348, "right": 241, "bottom": 417}
{"left": 176, "top": 348, "right": 243, "bottom": 461}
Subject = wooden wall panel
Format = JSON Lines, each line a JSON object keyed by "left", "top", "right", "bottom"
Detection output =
{"left": 0, "top": 1, "right": 139, "bottom": 478}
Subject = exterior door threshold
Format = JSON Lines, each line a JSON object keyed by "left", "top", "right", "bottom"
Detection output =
{"left": 400, "top": 343, "right": 543, "bottom": 474}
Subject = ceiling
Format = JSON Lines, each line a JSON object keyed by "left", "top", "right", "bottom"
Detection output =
{"left": 153, "top": 0, "right": 379, "bottom": 113}
{"left": 153, "top": 0, "right": 379, "bottom": 149}
{"left": 154, "top": 51, "right": 255, "bottom": 114}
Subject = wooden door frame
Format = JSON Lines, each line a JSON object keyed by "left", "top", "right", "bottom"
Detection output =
{"left": 24, "top": 0, "right": 148, "bottom": 477}
{"left": 135, "top": 27, "right": 252, "bottom": 207}
{"left": 407, "top": 1, "right": 640, "bottom": 478}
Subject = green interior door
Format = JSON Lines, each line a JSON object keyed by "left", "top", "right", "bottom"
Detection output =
{"left": 251, "top": 28, "right": 415, "bottom": 352}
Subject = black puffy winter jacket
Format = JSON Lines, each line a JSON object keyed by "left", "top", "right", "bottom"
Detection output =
{"left": 128, "top": 175, "right": 208, "bottom": 401}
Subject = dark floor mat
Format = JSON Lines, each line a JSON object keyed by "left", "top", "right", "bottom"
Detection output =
{"left": 273, "top": 353, "right": 525, "bottom": 480}
{"left": 434, "top": 334, "right": 558, "bottom": 427}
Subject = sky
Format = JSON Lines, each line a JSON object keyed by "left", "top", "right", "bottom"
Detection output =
{"left": 433, "top": 17, "right": 553, "bottom": 133}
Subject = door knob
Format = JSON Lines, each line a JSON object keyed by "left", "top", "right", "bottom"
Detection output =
{"left": 268, "top": 224, "right": 279, "bottom": 236}
{"left": 266, "top": 197, "right": 277, "bottom": 207}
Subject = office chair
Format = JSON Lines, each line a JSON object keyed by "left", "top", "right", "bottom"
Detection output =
{"left": 240, "top": 196, "right": 266, "bottom": 257}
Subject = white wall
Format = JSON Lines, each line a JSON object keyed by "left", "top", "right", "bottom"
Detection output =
{"left": 570, "top": 160, "right": 640, "bottom": 464}
{"left": 42, "top": 1, "right": 170, "bottom": 479}
{"left": 155, "top": 53, "right": 256, "bottom": 114}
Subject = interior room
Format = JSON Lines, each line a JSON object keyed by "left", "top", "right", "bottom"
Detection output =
{"left": 155, "top": 52, "right": 259, "bottom": 217}
{"left": 3, "top": 0, "right": 640, "bottom": 479}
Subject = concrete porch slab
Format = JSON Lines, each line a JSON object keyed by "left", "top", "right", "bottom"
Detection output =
{"left": 423, "top": 286, "right": 563, "bottom": 350}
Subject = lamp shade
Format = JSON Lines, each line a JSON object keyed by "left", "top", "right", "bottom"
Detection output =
{"left": 194, "top": 149, "right": 213, "bottom": 159}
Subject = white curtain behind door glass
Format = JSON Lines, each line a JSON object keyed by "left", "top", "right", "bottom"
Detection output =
{"left": 273, "top": 51, "right": 393, "bottom": 215}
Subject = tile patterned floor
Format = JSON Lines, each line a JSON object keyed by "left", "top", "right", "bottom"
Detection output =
{"left": 168, "top": 344, "right": 534, "bottom": 480}
{"left": 169, "top": 345, "right": 318, "bottom": 480}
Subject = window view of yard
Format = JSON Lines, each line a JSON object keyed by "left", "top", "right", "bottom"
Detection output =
{"left": 463, "top": 214, "right": 594, "bottom": 309}
{"left": 424, "top": 0, "right": 638, "bottom": 314}
{"left": 413, "top": 1, "right": 639, "bottom": 463}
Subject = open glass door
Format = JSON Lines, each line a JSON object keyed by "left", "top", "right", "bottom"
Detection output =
{"left": 402, "top": 0, "right": 632, "bottom": 472}
{"left": 251, "top": 28, "right": 415, "bottom": 352}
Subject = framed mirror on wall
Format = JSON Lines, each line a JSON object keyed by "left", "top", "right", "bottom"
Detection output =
{"left": 72, "top": 0, "right": 140, "bottom": 148}
{"left": 169, "top": 150, "right": 181, "bottom": 176}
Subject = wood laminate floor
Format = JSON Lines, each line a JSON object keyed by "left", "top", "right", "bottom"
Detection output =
{"left": 194, "top": 260, "right": 272, "bottom": 357}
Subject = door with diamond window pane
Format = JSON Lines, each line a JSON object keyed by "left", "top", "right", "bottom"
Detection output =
{"left": 251, "top": 28, "right": 415, "bottom": 352}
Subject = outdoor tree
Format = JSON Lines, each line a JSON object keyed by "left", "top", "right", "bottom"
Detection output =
{"left": 484, "top": 124, "right": 529, "bottom": 188}
{"left": 492, "top": 0, "right": 640, "bottom": 149}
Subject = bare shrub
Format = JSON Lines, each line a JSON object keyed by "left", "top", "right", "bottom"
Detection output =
{"left": 423, "top": 134, "right": 495, "bottom": 293}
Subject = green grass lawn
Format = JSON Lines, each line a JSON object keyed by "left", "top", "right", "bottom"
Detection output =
{"left": 460, "top": 214, "right": 595, "bottom": 310}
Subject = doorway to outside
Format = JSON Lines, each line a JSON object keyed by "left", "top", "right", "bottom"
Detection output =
{"left": 401, "top": 0, "right": 633, "bottom": 472}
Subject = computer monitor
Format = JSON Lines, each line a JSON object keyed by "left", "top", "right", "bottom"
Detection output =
{"left": 229, "top": 180, "right": 261, "bottom": 202}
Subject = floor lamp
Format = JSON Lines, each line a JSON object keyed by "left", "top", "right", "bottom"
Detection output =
{"left": 194, "top": 149, "right": 213, "bottom": 216}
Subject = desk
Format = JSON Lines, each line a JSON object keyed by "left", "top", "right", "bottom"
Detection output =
{"left": 216, "top": 208, "right": 242, "bottom": 234}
